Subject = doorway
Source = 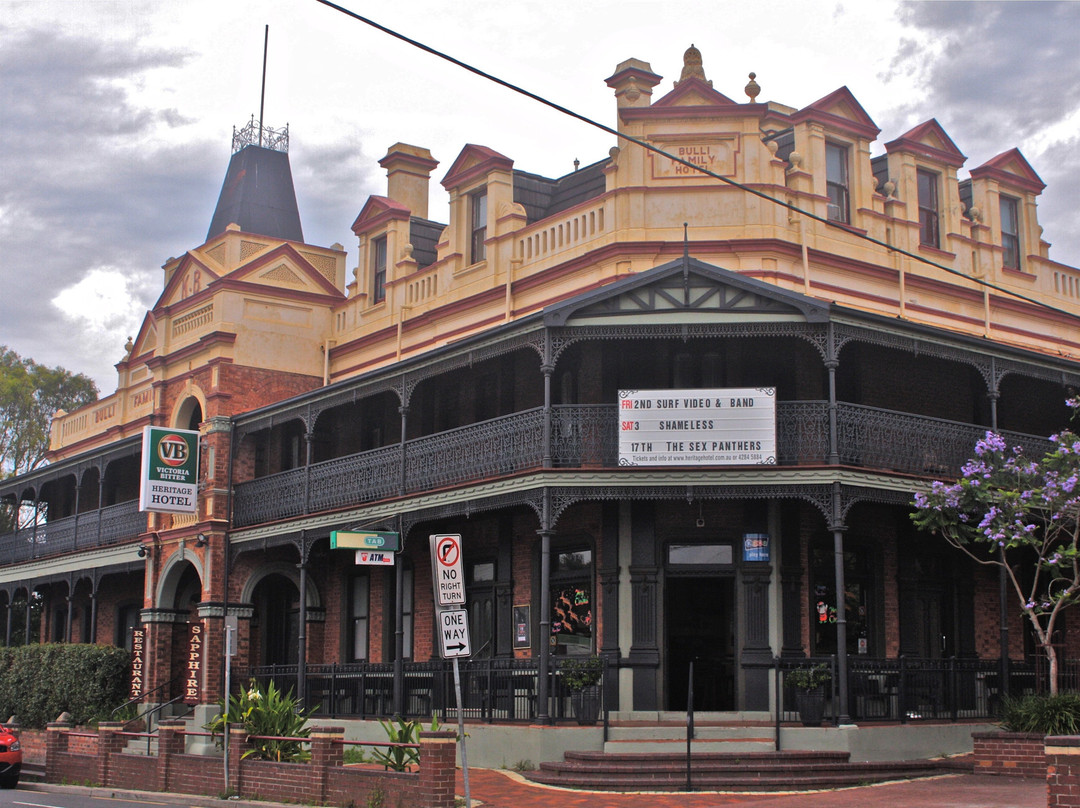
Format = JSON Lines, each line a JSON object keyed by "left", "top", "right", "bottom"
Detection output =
{"left": 665, "top": 576, "right": 735, "bottom": 711}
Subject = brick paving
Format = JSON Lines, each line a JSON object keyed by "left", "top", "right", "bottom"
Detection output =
{"left": 458, "top": 767, "right": 1046, "bottom": 808}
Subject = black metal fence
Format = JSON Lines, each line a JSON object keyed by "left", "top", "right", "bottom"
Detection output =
{"left": 241, "top": 655, "right": 1054, "bottom": 727}
{"left": 246, "top": 656, "right": 606, "bottom": 724}
{"left": 777, "top": 656, "right": 1041, "bottom": 725}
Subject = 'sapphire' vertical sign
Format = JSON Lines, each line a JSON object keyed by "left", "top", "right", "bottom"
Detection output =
{"left": 139, "top": 426, "right": 199, "bottom": 513}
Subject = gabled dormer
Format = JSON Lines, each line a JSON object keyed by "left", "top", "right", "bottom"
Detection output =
{"left": 788, "top": 87, "right": 880, "bottom": 227}
{"left": 880, "top": 119, "right": 967, "bottom": 254}
{"left": 350, "top": 195, "right": 413, "bottom": 307}
{"left": 967, "top": 148, "right": 1047, "bottom": 274}
{"left": 441, "top": 145, "right": 515, "bottom": 272}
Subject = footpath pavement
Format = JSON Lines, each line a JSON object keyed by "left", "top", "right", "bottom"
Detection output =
{"left": 19, "top": 767, "right": 1046, "bottom": 808}
{"left": 458, "top": 767, "right": 1046, "bottom": 808}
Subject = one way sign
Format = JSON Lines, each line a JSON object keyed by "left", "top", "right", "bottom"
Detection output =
{"left": 438, "top": 609, "right": 472, "bottom": 659}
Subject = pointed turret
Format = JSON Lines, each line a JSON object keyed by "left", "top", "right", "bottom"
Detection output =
{"left": 206, "top": 118, "right": 303, "bottom": 243}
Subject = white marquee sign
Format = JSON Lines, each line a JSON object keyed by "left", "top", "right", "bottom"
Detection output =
{"left": 618, "top": 388, "right": 776, "bottom": 466}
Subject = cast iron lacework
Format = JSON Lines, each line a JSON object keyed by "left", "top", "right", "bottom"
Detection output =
{"left": 833, "top": 322, "right": 1080, "bottom": 391}
{"left": 400, "top": 489, "right": 546, "bottom": 541}
{"left": 836, "top": 485, "right": 913, "bottom": 521}
{"left": 835, "top": 402, "right": 1051, "bottom": 474}
{"left": 550, "top": 321, "right": 830, "bottom": 365}
{"left": 229, "top": 400, "right": 1053, "bottom": 529}
{"left": 405, "top": 409, "right": 545, "bottom": 491}
{"left": 307, "top": 445, "right": 400, "bottom": 513}
{"left": 400, "top": 330, "right": 544, "bottom": 406}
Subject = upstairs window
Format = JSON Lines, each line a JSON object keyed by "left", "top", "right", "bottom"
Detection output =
{"left": 1000, "top": 195, "right": 1021, "bottom": 270}
{"left": 917, "top": 169, "right": 940, "bottom": 248}
{"left": 469, "top": 190, "right": 487, "bottom": 264}
{"left": 825, "top": 142, "right": 850, "bottom": 224}
{"left": 372, "top": 236, "right": 387, "bottom": 303}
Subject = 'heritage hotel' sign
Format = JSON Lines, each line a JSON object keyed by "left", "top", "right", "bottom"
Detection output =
{"left": 139, "top": 426, "right": 200, "bottom": 514}
{"left": 618, "top": 388, "right": 776, "bottom": 466}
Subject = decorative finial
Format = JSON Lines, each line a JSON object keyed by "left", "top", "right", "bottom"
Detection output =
{"left": 676, "top": 44, "right": 710, "bottom": 86}
{"left": 744, "top": 72, "right": 760, "bottom": 102}
{"left": 124, "top": 336, "right": 134, "bottom": 357}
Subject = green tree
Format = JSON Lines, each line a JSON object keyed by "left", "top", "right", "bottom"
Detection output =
{"left": 0, "top": 346, "right": 97, "bottom": 529}
{"left": 911, "top": 400, "right": 1080, "bottom": 695}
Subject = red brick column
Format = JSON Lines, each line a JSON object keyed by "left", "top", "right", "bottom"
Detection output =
{"left": 227, "top": 726, "right": 249, "bottom": 796}
{"left": 156, "top": 719, "right": 186, "bottom": 792}
{"left": 418, "top": 731, "right": 457, "bottom": 808}
{"left": 1048, "top": 736, "right": 1080, "bottom": 807}
{"left": 308, "top": 726, "right": 343, "bottom": 803}
{"left": 44, "top": 721, "right": 72, "bottom": 783}
{"left": 96, "top": 722, "right": 126, "bottom": 788}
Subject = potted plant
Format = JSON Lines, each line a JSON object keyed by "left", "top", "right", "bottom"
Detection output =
{"left": 786, "top": 664, "right": 831, "bottom": 727}
{"left": 562, "top": 657, "right": 604, "bottom": 725}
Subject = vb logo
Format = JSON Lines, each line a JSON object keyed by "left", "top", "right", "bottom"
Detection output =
{"left": 157, "top": 434, "right": 190, "bottom": 467}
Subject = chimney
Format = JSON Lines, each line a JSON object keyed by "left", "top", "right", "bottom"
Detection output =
{"left": 379, "top": 143, "right": 439, "bottom": 220}
{"left": 605, "top": 58, "right": 662, "bottom": 109}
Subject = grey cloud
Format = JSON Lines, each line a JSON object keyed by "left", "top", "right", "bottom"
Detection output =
{"left": 888, "top": 2, "right": 1080, "bottom": 143}
{"left": 0, "top": 25, "right": 217, "bottom": 373}
{"left": 881, "top": 1, "right": 1080, "bottom": 266}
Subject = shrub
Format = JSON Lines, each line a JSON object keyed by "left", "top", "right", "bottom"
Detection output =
{"left": 561, "top": 657, "right": 604, "bottom": 692}
{"left": 999, "top": 692, "right": 1080, "bottom": 736}
{"left": 0, "top": 644, "right": 130, "bottom": 727}
{"left": 785, "top": 664, "right": 832, "bottom": 692}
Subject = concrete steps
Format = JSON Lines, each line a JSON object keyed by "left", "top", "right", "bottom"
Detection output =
{"left": 524, "top": 749, "right": 974, "bottom": 792}
{"left": 603, "top": 722, "right": 775, "bottom": 754}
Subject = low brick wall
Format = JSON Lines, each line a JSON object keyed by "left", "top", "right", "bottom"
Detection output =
{"left": 972, "top": 731, "right": 1046, "bottom": 777}
{"left": 44, "top": 720, "right": 456, "bottom": 808}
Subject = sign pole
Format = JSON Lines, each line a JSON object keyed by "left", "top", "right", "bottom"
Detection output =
{"left": 223, "top": 622, "right": 233, "bottom": 795}
{"left": 452, "top": 658, "right": 470, "bottom": 807}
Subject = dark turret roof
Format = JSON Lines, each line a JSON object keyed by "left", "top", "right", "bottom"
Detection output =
{"left": 207, "top": 145, "right": 303, "bottom": 242}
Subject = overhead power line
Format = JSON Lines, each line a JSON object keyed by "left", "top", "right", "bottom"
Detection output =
{"left": 314, "top": 0, "right": 1080, "bottom": 325}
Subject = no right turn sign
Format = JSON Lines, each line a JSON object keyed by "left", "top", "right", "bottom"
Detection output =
{"left": 430, "top": 534, "right": 465, "bottom": 606}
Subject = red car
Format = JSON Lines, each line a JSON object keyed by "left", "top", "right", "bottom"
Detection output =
{"left": 0, "top": 727, "right": 20, "bottom": 788}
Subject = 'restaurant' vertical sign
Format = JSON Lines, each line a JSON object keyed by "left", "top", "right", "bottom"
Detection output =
{"left": 129, "top": 627, "right": 145, "bottom": 700}
{"left": 184, "top": 622, "right": 203, "bottom": 704}
{"left": 139, "top": 426, "right": 200, "bottom": 513}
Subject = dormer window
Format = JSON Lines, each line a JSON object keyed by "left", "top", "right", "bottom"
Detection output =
{"left": 1000, "top": 195, "right": 1021, "bottom": 270}
{"left": 469, "top": 190, "right": 487, "bottom": 264}
{"left": 372, "top": 235, "right": 387, "bottom": 303}
{"left": 825, "top": 142, "right": 850, "bottom": 224}
{"left": 917, "top": 169, "right": 940, "bottom": 248}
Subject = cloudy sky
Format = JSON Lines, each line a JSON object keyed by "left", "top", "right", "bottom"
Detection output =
{"left": 2, "top": 0, "right": 1078, "bottom": 392}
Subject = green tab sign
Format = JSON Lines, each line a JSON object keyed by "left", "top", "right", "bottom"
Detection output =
{"left": 331, "top": 531, "right": 401, "bottom": 552}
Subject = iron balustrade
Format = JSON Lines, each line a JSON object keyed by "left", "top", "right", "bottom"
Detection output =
{"left": 404, "top": 408, "right": 545, "bottom": 492}
{"left": 308, "top": 444, "right": 400, "bottom": 514}
{"left": 835, "top": 403, "right": 1051, "bottom": 475}
{"left": 231, "top": 401, "right": 1052, "bottom": 528}
{"left": 0, "top": 500, "right": 145, "bottom": 565}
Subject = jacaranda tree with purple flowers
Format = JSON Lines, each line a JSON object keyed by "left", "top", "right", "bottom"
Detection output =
{"left": 911, "top": 401, "right": 1080, "bottom": 695}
